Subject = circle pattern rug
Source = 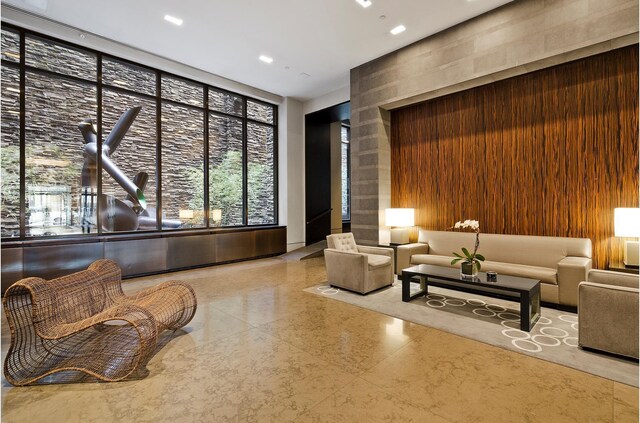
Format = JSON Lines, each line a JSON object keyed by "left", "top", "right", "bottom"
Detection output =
{"left": 306, "top": 281, "right": 638, "bottom": 387}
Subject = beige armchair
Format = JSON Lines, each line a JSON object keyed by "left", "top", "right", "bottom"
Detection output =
{"left": 324, "top": 233, "right": 394, "bottom": 294}
{"left": 578, "top": 269, "right": 639, "bottom": 359}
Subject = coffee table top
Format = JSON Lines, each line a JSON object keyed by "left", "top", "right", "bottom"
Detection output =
{"left": 402, "top": 264, "right": 540, "bottom": 292}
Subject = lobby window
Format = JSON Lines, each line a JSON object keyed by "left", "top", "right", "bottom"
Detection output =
{"left": 101, "top": 58, "right": 157, "bottom": 232}
{"left": 209, "top": 112, "right": 244, "bottom": 227}
{"left": 23, "top": 34, "right": 98, "bottom": 237}
{"left": 1, "top": 28, "right": 21, "bottom": 237}
{"left": 0, "top": 24, "right": 278, "bottom": 239}
{"left": 341, "top": 124, "right": 351, "bottom": 221}
{"left": 161, "top": 98, "right": 206, "bottom": 229}
{"left": 247, "top": 116, "right": 276, "bottom": 225}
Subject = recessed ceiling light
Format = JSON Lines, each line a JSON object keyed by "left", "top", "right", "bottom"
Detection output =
{"left": 355, "top": 0, "right": 372, "bottom": 8}
{"left": 259, "top": 55, "right": 274, "bottom": 64}
{"left": 390, "top": 25, "right": 406, "bottom": 35}
{"left": 164, "top": 15, "right": 183, "bottom": 26}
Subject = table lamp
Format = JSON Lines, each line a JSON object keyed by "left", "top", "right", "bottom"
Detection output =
{"left": 385, "top": 208, "right": 414, "bottom": 245}
{"left": 614, "top": 207, "right": 640, "bottom": 266}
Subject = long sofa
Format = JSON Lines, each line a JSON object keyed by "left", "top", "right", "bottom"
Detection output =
{"left": 397, "top": 230, "right": 592, "bottom": 307}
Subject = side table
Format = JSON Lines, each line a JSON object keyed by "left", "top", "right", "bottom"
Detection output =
{"left": 378, "top": 243, "right": 400, "bottom": 274}
{"left": 607, "top": 262, "right": 639, "bottom": 275}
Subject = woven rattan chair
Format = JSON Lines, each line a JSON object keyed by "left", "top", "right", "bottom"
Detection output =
{"left": 3, "top": 259, "right": 197, "bottom": 386}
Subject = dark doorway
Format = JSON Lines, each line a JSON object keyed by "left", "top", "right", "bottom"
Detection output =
{"left": 304, "top": 101, "right": 350, "bottom": 245}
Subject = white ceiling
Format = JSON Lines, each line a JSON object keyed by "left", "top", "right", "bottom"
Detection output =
{"left": 3, "top": 0, "right": 513, "bottom": 101}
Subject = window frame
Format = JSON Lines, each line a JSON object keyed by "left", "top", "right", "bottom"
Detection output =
{"left": 0, "top": 22, "right": 279, "bottom": 240}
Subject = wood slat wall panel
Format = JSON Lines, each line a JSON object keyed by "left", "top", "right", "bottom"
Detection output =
{"left": 390, "top": 45, "right": 639, "bottom": 269}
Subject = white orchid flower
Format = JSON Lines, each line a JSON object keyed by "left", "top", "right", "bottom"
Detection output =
{"left": 454, "top": 221, "right": 462, "bottom": 228}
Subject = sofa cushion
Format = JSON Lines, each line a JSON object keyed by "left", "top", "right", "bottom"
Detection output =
{"left": 410, "top": 254, "right": 557, "bottom": 285}
{"left": 364, "top": 253, "right": 391, "bottom": 270}
{"left": 326, "top": 233, "right": 358, "bottom": 253}
{"left": 417, "top": 230, "right": 591, "bottom": 269}
{"left": 482, "top": 261, "right": 557, "bottom": 285}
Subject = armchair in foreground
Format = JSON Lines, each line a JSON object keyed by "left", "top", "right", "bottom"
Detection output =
{"left": 578, "top": 269, "right": 638, "bottom": 359}
{"left": 3, "top": 259, "right": 197, "bottom": 386}
{"left": 324, "top": 233, "right": 394, "bottom": 294}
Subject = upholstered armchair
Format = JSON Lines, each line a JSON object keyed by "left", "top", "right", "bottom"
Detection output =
{"left": 578, "top": 269, "right": 639, "bottom": 359}
{"left": 324, "top": 233, "right": 394, "bottom": 294}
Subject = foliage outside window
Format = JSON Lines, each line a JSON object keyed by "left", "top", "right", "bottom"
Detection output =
{"left": 0, "top": 25, "right": 278, "bottom": 239}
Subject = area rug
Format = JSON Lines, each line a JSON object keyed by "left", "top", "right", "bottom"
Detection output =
{"left": 305, "top": 281, "right": 639, "bottom": 387}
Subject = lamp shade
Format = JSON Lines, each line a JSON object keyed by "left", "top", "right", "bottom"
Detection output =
{"left": 385, "top": 208, "right": 415, "bottom": 227}
{"left": 179, "top": 209, "right": 194, "bottom": 219}
{"left": 614, "top": 208, "right": 640, "bottom": 237}
{"left": 210, "top": 209, "right": 222, "bottom": 222}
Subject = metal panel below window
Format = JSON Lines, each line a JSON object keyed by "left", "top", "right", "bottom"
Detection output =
{"left": 1, "top": 247, "right": 23, "bottom": 292}
{"left": 104, "top": 237, "right": 168, "bottom": 276}
{"left": 23, "top": 242, "right": 104, "bottom": 280}
{"left": 167, "top": 235, "right": 215, "bottom": 269}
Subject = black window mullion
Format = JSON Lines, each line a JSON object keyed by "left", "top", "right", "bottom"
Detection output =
{"left": 204, "top": 86, "right": 210, "bottom": 227}
{"left": 18, "top": 28, "right": 25, "bottom": 239}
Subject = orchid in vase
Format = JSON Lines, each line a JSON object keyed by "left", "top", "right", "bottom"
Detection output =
{"left": 450, "top": 220, "right": 485, "bottom": 278}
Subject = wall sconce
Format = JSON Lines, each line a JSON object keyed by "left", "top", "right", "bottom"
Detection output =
{"left": 179, "top": 209, "right": 194, "bottom": 220}
{"left": 211, "top": 209, "right": 222, "bottom": 224}
{"left": 385, "top": 208, "right": 414, "bottom": 245}
{"left": 614, "top": 207, "right": 640, "bottom": 266}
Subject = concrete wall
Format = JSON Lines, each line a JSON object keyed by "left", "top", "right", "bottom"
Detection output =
{"left": 349, "top": 0, "right": 639, "bottom": 245}
{"left": 280, "top": 98, "right": 305, "bottom": 251}
{"left": 302, "top": 85, "right": 350, "bottom": 116}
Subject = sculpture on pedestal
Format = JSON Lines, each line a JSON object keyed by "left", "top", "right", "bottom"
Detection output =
{"left": 79, "top": 106, "right": 181, "bottom": 231}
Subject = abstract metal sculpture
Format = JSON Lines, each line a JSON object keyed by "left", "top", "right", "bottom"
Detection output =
{"left": 2, "top": 259, "right": 197, "bottom": 385}
{"left": 79, "top": 107, "right": 181, "bottom": 231}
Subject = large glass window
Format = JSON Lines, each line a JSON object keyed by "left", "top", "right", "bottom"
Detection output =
{"left": 247, "top": 122, "right": 275, "bottom": 225}
{"left": 161, "top": 75, "right": 203, "bottom": 107}
{"left": 1, "top": 24, "right": 278, "bottom": 239}
{"left": 102, "top": 57, "right": 156, "bottom": 96}
{"left": 25, "top": 34, "right": 96, "bottom": 80}
{"left": 101, "top": 90, "right": 157, "bottom": 232}
{"left": 1, "top": 61, "right": 21, "bottom": 237}
{"left": 247, "top": 99, "right": 274, "bottom": 124}
{"left": 209, "top": 114, "right": 243, "bottom": 226}
{"left": 161, "top": 103, "right": 205, "bottom": 228}
{"left": 1, "top": 28, "right": 20, "bottom": 63}
{"left": 24, "top": 71, "right": 97, "bottom": 236}
{"left": 209, "top": 89, "right": 243, "bottom": 117}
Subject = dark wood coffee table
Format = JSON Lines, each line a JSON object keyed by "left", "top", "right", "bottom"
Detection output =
{"left": 401, "top": 264, "right": 541, "bottom": 331}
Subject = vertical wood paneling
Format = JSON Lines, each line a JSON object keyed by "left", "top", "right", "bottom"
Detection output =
{"left": 391, "top": 46, "right": 639, "bottom": 269}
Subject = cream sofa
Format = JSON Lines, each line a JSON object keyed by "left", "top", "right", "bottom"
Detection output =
{"left": 397, "top": 230, "right": 592, "bottom": 307}
{"left": 579, "top": 270, "right": 639, "bottom": 359}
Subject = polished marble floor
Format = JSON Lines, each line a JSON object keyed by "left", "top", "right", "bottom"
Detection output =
{"left": 1, "top": 256, "right": 638, "bottom": 422}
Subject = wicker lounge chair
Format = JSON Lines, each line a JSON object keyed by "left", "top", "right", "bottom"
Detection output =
{"left": 3, "top": 259, "right": 197, "bottom": 386}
